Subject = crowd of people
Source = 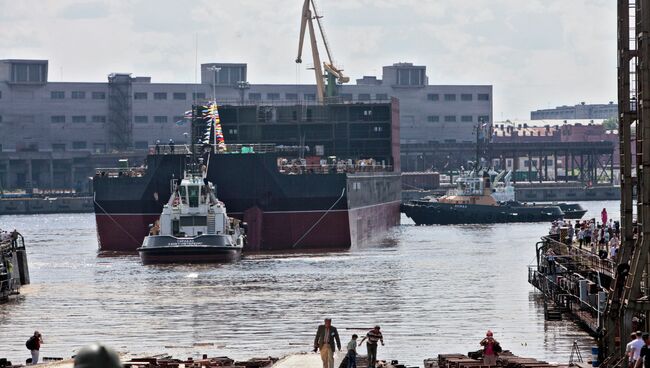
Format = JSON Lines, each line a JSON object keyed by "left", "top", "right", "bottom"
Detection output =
{"left": 548, "top": 208, "right": 622, "bottom": 261}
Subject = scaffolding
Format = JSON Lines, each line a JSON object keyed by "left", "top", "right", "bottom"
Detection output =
{"left": 107, "top": 73, "right": 134, "bottom": 151}
{"left": 601, "top": 1, "right": 647, "bottom": 366}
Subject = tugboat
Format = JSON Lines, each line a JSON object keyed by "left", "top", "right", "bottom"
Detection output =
{"left": 137, "top": 163, "right": 245, "bottom": 265}
{"left": 401, "top": 170, "right": 565, "bottom": 225}
{"left": 556, "top": 203, "right": 588, "bottom": 219}
{"left": 1, "top": 230, "right": 30, "bottom": 303}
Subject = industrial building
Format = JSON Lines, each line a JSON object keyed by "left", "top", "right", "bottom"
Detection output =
{"left": 0, "top": 59, "right": 491, "bottom": 189}
{"left": 530, "top": 101, "right": 618, "bottom": 120}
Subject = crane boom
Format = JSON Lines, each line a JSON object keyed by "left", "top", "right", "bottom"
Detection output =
{"left": 295, "top": 0, "right": 348, "bottom": 102}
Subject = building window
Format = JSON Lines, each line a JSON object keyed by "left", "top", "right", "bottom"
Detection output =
{"left": 427, "top": 116, "right": 439, "bottom": 122}
{"left": 461, "top": 94, "right": 472, "bottom": 101}
{"left": 0, "top": 91, "right": 2, "bottom": 99}
{"left": 173, "top": 92, "right": 186, "bottom": 100}
{"left": 134, "top": 92, "right": 148, "bottom": 100}
{"left": 52, "top": 143, "right": 66, "bottom": 152}
{"left": 444, "top": 115, "right": 456, "bottom": 122}
{"left": 358, "top": 93, "right": 371, "bottom": 101}
{"left": 228, "top": 128, "right": 238, "bottom": 135}
{"left": 461, "top": 115, "right": 473, "bottom": 122}
{"left": 11, "top": 63, "right": 45, "bottom": 83}
{"left": 134, "top": 141, "right": 149, "bottom": 149}
{"left": 0, "top": 115, "right": 2, "bottom": 123}
{"left": 51, "top": 115, "right": 65, "bottom": 123}
{"left": 71, "top": 91, "right": 86, "bottom": 99}
{"left": 267, "top": 93, "right": 280, "bottom": 100}
{"left": 304, "top": 93, "right": 316, "bottom": 101}
{"left": 153, "top": 92, "right": 167, "bottom": 100}
{"left": 444, "top": 94, "right": 456, "bottom": 101}
{"left": 249, "top": 93, "right": 262, "bottom": 101}
{"left": 478, "top": 93, "right": 490, "bottom": 101}
{"left": 396, "top": 68, "right": 425, "bottom": 86}
{"left": 51, "top": 91, "right": 65, "bottom": 99}
{"left": 192, "top": 92, "right": 206, "bottom": 100}
{"left": 286, "top": 93, "right": 298, "bottom": 100}
{"left": 92, "top": 92, "right": 106, "bottom": 100}
{"left": 72, "top": 116, "right": 87, "bottom": 123}
{"left": 154, "top": 116, "right": 168, "bottom": 123}
{"left": 93, "top": 143, "right": 106, "bottom": 153}
{"left": 72, "top": 141, "right": 87, "bottom": 149}
{"left": 376, "top": 93, "right": 388, "bottom": 100}
{"left": 134, "top": 116, "right": 148, "bottom": 124}
{"left": 478, "top": 115, "right": 490, "bottom": 123}
{"left": 340, "top": 93, "right": 352, "bottom": 101}
{"left": 92, "top": 115, "right": 107, "bottom": 123}
{"left": 427, "top": 93, "right": 439, "bottom": 101}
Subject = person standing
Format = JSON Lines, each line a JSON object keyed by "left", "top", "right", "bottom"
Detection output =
{"left": 634, "top": 333, "right": 650, "bottom": 368}
{"left": 26, "top": 331, "right": 43, "bottom": 365}
{"left": 313, "top": 318, "right": 341, "bottom": 368}
{"left": 155, "top": 140, "right": 161, "bottom": 154}
{"left": 346, "top": 334, "right": 358, "bottom": 368}
{"left": 480, "top": 330, "right": 501, "bottom": 366}
{"left": 359, "top": 325, "right": 384, "bottom": 368}
{"left": 627, "top": 331, "right": 644, "bottom": 368}
{"left": 168, "top": 138, "right": 175, "bottom": 154}
{"left": 602, "top": 208, "right": 608, "bottom": 227}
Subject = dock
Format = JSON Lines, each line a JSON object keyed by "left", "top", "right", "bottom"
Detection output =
{"left": 0, "top": 231, "right": 30, "bottom": 303}
{"left": 527, "top": 235, "right": 613, "bottom": 335}
{"left": 425, "top": 351, "right": 585, "bottom": 368}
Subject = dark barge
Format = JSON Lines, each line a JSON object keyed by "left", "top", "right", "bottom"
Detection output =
{"left": 93, "top": 101, "right": 402, "bottom": 252}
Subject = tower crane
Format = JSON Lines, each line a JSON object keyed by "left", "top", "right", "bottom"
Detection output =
{"left": 296, "top": 0, "right": 350, "bottom": 103}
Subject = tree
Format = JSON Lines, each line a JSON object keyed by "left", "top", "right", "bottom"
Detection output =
{"left": 603, "top": 116, "right": 618, "bottom": 130}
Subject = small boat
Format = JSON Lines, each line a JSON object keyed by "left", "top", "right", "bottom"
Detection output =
{"left": 137, "top": 170, "right": 245, "bottom": 265}
{"left": 401, "top": 170, "right": 565, "bottom": 225}
{"left": 556, "top": 203, "right": 588, "bottom": 219}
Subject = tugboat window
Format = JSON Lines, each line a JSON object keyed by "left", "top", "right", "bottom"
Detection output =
{"left": 188, "top": 185, "right": 200, "bottom": 207}
{"left": 180, "top": 186, "right": 188, "bottom": 205}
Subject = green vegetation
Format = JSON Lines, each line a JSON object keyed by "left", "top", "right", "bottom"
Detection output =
{"left": 603, "top": 116, "right": 618, "bottom": 130}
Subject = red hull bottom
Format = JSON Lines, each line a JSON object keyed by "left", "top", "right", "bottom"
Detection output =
{"left": 95, "top": 201, "right": 401, "bottom": 252}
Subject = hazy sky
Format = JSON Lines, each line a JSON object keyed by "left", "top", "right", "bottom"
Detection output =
{"left": 0, "top": 0, "right": 616, "bottom": 119}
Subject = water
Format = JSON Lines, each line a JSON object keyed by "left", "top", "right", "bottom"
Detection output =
{"left": 0, "top": 201, "right": 618, "bottom": 365}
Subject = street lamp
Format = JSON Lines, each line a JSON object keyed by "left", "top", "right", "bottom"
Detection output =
{"left": 207, "top": 66, "right": 221, "bottom": 102}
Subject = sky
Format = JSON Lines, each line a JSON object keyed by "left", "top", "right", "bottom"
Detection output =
{"left": 0, "top": 0, "right": 617, "bottom": 119}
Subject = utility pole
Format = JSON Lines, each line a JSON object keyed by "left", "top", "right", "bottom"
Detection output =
{"left": 207, "top": 66, "right": 221, "bottom": 102}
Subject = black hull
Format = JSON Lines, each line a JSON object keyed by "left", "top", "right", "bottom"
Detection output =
{"left": 94, "top": 153, "right": 401, "bottom": 251}
{"left": 557, "top": 203, "right": 587, "bottom": 219}
{"left": 138, "top": 235, "right": 242, "bottom": 264}
{"left": 402, "top": 202, "right": 564, "bottom": 225}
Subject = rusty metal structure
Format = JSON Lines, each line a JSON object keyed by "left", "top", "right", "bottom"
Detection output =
{"left": 601, "top": 0, "right": 647, "bottom": 366}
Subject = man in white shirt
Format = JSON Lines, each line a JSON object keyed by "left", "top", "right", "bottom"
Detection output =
{"left": 627, "top": 331, "right": 644, "bottom": 367}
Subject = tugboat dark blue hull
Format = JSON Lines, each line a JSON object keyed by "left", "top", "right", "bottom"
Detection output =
{"left": 557, "top": 203, "right": 587, "bottom": 219}
{"left": 138, "top": 235, "right": 242, "bottom": 264}
{"left": 401, "top": 202, "right": 564, "bottom": 225}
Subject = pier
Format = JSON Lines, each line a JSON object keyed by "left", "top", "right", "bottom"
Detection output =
{"left": 528, "top": 235, "right": 613, "bottom": 335}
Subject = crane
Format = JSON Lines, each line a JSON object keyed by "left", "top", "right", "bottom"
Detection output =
{"left": 296, "top": 0, "right": 350, "bottom": 103}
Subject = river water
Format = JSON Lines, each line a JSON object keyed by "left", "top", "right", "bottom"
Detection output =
{"left": 0, "top": 201, "right": 619, "bottom": 365}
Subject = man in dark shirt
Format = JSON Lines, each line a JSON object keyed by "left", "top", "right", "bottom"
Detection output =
{"left": 635, "top": 333, "right": 650, "bottom": 368}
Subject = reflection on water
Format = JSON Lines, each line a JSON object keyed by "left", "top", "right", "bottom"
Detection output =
{"left": 0, "top": 201, "right": 617, "bottom": 365}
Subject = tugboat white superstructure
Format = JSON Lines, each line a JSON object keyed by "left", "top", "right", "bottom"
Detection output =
{"left": 137, "top": 170, "right": 245, "bottom": 265}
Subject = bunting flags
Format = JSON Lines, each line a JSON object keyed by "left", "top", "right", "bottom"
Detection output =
{"left": 175, "top": 101, "right": 226, "bottom": 151}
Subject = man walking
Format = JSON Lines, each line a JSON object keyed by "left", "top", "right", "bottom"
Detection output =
{"left": 313, "top": 318, "right": 341, "bottom": 368}
{"left": 359, "top": 325, "right": 384, "bottom": 368}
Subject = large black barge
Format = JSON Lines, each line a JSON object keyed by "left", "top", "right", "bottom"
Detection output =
{"left": 93, "top": 101, "right": 402, "bottom": 252}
